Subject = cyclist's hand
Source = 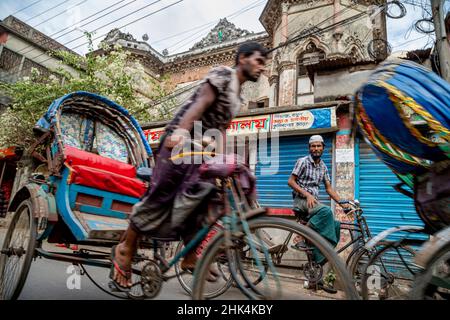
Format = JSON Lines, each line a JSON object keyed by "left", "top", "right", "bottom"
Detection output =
{"left": 306, "top": 195, "right": 317, "bottom": 209}
{"left": 339, "top": 200, "right": 352, "bottom": 213}
{"left": 164, "top": 134, "right": 185, "bottom": 150}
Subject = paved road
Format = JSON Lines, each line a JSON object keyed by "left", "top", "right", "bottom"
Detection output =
{"left": 1, "top": 225, "right": 328, "bottom": 300}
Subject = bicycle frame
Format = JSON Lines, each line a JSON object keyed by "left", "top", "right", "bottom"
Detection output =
{"left": 153, "top": 173, "right": 276, "bottom": 288}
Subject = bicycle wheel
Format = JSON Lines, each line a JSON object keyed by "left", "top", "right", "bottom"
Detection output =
{"left": 192, "top": 217, "right": 359, "bottom": 300}
{"left": 0, "top": 199, "right": 37, "bottom": 300}
{"left": 360, "top": 241, "right": 418, "bottom": 300}
{"left": 410, "top": 241, "right": 450, "bottom": 300}
{"left": 348, "top": 242, "right": 390, "bottom": 296}
{"left": 211, "top": 234, "right": 271, "bottom": 296}
{"left": 174, "top": 241, "right": 233, "bottom": 299}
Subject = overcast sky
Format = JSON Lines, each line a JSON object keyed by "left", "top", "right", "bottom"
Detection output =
{"left": 0, "top": 0, "right": 448, "bottom": 56}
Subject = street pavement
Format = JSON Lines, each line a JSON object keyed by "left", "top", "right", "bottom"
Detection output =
{"left": 1, "top": 225, "right": 329, "bottom": 300}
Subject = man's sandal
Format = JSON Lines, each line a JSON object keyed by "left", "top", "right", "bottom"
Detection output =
{"left": 109, "top": 245, "right": 132, "bottom": 293}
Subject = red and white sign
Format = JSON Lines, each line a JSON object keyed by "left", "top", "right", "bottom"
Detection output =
{"left": 143, "top": 127, "right": 165, "bottom": 145}
{"left": 271, "top": 110, "right": 315, "bottom": 132}
{"left": 226, "top": 115, "right": 271, "bottom": 136}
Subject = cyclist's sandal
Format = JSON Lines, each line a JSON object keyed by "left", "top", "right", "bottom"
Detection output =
{"left": 109, "top": 245, "right": 132, "bottom": 292}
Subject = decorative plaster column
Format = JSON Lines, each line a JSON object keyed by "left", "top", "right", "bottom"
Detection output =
{"left": 277, "top": 61, "right": 296, "bottom": 107}
{"left": 332, "top": 0, "right": 344, "bottom": 54}
{"left": 281, "top": 2, "right": 289, "bottom": 42}
{"left": 269, "top": 75, "right": 279, "bottom": 107}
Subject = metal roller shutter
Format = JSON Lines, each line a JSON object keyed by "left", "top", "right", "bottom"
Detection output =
{"left": 357, "top": 140, "right": 425, "bottom": 240}
{"left": 256, "top": 135, "right": 333, "bottom": 209}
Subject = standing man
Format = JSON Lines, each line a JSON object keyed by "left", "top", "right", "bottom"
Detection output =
{"left": 110, "top": 42, "right": 267, "bottom": 291}
{"left": 288, "top": 135, "right": 348, "bottom": 291}
{"left": 0, "top": 24, "right": 9, "bottom": 45}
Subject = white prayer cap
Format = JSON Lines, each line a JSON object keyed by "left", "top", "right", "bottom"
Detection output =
{"left": 309, "top": 135, "right": 324, "bottom": 145}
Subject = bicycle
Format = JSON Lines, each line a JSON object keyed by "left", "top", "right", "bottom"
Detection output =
{"left": 177, "top": 199, "right": 376, "bottom": 298}
{"left": 186, "top": 158, "right": 358, "bottom": 300}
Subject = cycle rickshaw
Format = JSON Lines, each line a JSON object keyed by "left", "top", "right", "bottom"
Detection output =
{"left": 354, "top": 59, "right": 450, "bottom": 299}
{"left": 0, "top": 91, "right": 359, "bottom": 300}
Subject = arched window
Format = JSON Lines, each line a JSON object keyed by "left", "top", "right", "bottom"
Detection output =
{"left": 296, "top": 43, "right": 325, "bottom": 105}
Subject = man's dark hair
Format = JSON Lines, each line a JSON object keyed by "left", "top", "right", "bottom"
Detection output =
{"left": 235, "top": 41, "right": 268, "bottom": 66}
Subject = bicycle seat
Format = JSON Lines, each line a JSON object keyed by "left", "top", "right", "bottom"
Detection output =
{"left": 136, "top": 167, "right": 153, "bottom": 182}
{"left": 293, "top": 208, "right": 310, "bottom": 223}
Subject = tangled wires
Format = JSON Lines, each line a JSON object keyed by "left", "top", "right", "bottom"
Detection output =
{"left": 386, "top": 1, "right": 407, "bottom": 19}
{"left": 415, "top": 18, "right": 435, "bottom": 34}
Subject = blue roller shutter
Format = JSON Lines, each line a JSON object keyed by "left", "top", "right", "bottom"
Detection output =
{"left": 256, "top": 135, "right": 333, "bottom": 208}
{"left": 357, "top": 140, "right": 425, "bottom": 239}
{"left": 357, "top": 140, "right": 428, "bottom": 278}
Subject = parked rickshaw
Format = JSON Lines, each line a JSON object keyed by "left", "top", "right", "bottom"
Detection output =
{"left": 354, "top": 59, "right": 450, "bottom": 299}
{"left": 0, "top": 91, "right": 155, "bottom": 300}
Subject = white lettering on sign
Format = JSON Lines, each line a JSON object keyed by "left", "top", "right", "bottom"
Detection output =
{"left": 271, "top": 110, "right": 314, "bottom": 132}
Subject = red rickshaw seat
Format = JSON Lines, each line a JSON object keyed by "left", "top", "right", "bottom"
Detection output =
{"left": 68, "top": 165, "right": 146, "bottom": 198}
{"left": 64, "top": 146, "right": 136, "bottom": 178}
{"left": 64, "top": 146, "right": 146, "bottom": 198}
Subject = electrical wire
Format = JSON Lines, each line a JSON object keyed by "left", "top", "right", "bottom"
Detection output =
{"left": 23, "top": 0, "right": 72, "bottom": 23}
{"left": 159, "top": 0, "right": 266, "bottom": 53}
{"left": 7, "top": 0, "right": 43, "bottom": 17}
{"left": 12, "top": 0, "right": 164, "bottom": 66}
{"left": 13, "top": 0, "right": 131, "bottom": 55}
{"left": 70, "top": 0, "right": 184, "bottom": 51}
{"left": 32, "top": 0, "right": 90, "bottom": 28}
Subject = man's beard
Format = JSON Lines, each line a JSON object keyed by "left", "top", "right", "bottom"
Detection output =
{"left": 310, "top": 151, "right": 322, "bottom": 160}
{"left": 243, "top": 67, "right": 259, "bottom": 82}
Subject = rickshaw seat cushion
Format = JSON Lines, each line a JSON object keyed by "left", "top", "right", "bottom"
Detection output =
{"left": 69, "top": 165, "right": 146, "bottom": 199}
{"left": 65, "top": 146, "right": 136, "bottom": 178}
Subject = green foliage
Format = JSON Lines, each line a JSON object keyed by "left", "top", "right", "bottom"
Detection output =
{"left": 324, "top": 270, "right": 336, "bottom": 287}
{"left": 0, "top": 35, "right": 173, "bottom": 148}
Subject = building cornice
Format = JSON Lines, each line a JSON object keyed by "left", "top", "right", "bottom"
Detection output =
{"left": 1, "top": 16, "right": 80, "bottom": 57}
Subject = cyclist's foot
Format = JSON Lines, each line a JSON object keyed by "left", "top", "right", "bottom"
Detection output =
{"left": 317, "top": 280, "right": 337, "bottom": 294}
{"left": 110, "top": 243, "right": 133, "bottom": 290}
{"left": 181, "top": 253, "right": 219, "bottom": 282}
{"left": 180, "top": 251, "right": 197, "bottom": 272}
{"left": 291, "top": 241, "right": 308, "bottom": 251}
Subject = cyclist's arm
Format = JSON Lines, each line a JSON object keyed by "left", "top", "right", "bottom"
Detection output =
{"left": 164, "top": 83, "right": 216, "bottom": 149}
{"left": 288, "top": 174, "right": 314, "bottom": 198}
{"left": 177, "top": 82, "right": 216, "bottom": 132}
{"left": 324, "top": 179, "right": 346, "bottom": 207}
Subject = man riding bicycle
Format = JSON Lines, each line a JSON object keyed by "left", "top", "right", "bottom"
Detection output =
{"left": 110, "top": 42, "right": 268, "bottom": 291}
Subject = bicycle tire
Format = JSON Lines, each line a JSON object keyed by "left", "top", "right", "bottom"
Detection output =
{"left": 347, "top": 241, "right": 391, "bottom": 297}
{"left": 174, "top": 241, "right": 233, "bottom": 299}
{"left": 409, "top": 241, "right": 450, "bottom": 300}
{"left": 360, "top": 240, "right": 417, "bottom": 300}
{"left": 192, "top": 217, "right": 359, "bottom": 300}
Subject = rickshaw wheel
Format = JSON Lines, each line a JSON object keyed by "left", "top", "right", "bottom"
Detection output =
{"left": 0, "top": 199, "right": 37, "bottom": 300}
{"left": 140, "top": 260, "right": 163, "bottom": 299}
{"left": 410, "top": 242, "right": 450, "bottom": 300}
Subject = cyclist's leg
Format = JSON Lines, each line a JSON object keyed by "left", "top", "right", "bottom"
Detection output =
{"left": 179, "top": 208, "right": 221, "bottom": 281}
{"left": 292, "top": 197, "right": 309, "bottom": 248}
{"left": 307, "top": 203, "right": 341, "bottom": 264}
{"left": 113, "top": 146, "right": 192, "bottom": 287}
